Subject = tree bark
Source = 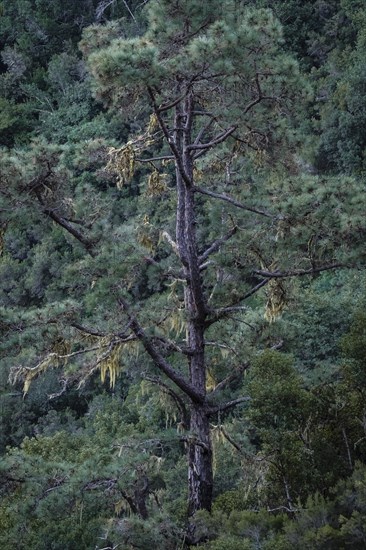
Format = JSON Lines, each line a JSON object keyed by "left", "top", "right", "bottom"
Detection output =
{"left": 188, "top": 404, "right": 213, "bottom": 515}
{"left": 176, "top": 91, "right": 214, "bottom": 516}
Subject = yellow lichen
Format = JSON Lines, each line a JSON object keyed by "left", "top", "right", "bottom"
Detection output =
{"left": 106, "top": 144, "right": 135, "bottom": 189}
{"left": 264, "top": 278, "right": 287, "bottom": 322}
{"left": 146, "top": 170, "right": 167, "bottom": 197}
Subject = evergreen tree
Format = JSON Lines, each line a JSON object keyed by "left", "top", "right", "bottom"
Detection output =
{"left": 74, "top": 0, "right": 345, "bottom": 521}
{"left": 1, "top": 1, "right": 366, "bottom": 546}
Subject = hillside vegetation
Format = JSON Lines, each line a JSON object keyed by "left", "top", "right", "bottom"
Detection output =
{"left": 1, "top": 1, "right": 366, "bottom": 548}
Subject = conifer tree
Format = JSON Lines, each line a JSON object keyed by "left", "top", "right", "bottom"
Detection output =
{"left": 1, "top": 1, "right": 366, "bottom": 544}
{"left": 4, "top": 0, "right": 361, "bottom": 528}
{"left": 77, "top": 0, "right": 341, "bottom": 518}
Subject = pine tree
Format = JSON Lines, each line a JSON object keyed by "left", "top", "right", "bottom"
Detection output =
{"left": 78, "top": 0, "right": 335, "bottom": 520}
{"left": 3, "top": 0, "right": 363, "bottom": 532}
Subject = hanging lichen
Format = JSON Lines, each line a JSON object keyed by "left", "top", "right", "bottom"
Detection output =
{"left": 248, "top": 247, "right": 287, "bottom": 322}
{"left": 147, "top": 113, "right": 159, "bottom": 135}
{"left": 10, "top": 355, "right": 58, "bottom": 396}
{"left": 211, "top": 424, "right": 227, "bottom": 476}
{"left": 193, "top": 166, "right": 204, "bottom": 182}
{"left": 114, "top": 499, "right": 132, "bottom": 517}
{"left": 146, "top": 170, "right": 168, "bottom": 197}
{"left": 98, "top": 342, "right": 122, "bottom": 389}
{"left": 0, "top": 223, "right": 7, "bottom": 256}
{"left": 139, "top": 379, "right": 178, "bottom": 428}
{"left": 106, "top": 143, "right": 135, "bottom": 189}
{"left": 167, "top": 307, "right": 186, "bottom": 337}
{"left": 206, "top": 369, "right": 217, "bottom": 392}
{"left": 51, "top": 337, "right": 71, "bottom": 365}
{"left": 264, "top": 278, "right": 287, "bottom": 322}
{"left": 136, "top": 215, "right": 158, "bottom": 252}
{"left": 275, "top": 218, "right": 291, "bottom": 241}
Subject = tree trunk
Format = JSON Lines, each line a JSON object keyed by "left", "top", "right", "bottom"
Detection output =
{"left": 173, "top": 92, "right": 214, "bottom": 515}
{"left": 188, "top": 404, "right": 213, "bottom": 516}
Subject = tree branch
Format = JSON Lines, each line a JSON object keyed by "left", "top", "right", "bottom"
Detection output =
{"left": 71, "top": 323, "right": 108, "bottom": 338}
{"left": 208, "top": 363, "right": 250, "bottom": 396}
{"left": 192, "top": 118, "right": 215, "bottom": 146}
{"left": 199, "top": 227, "right": 237, "bottom": 264}
{"left": 205, "top": 340, "right": 238, "bottom": 356}
{"left": 147, "top": 86, "right": 192, "bottom": 187}
{"left": 161, "top": 230, "right": 180, "bottom": 256}
{"left": 144, "top": 374, "right": 189, "bottom": 428}
{"left": 29, "top": 170, "right": 97, "bottom": 256}
{"left": 156, "top": 92, "right": 189, "bottom": 113}
{"left": 207, "top": 396, "right": 250, "bottom": 416}
{"left": 118, "top": 296, "right": 204, "bottom": 404}
{"left": 48, "top": 378, "right": 68, "bottom": 400}
{"left": 151, "top": 335, "right": 193, "bottom": 356}
{"left": 136, "top": 155, "right": 174, "bottom": 163}
{"left": 205, "top": 279, "right": 269, "bottom": 326}
{"left": 254, "top": 263, "right": 344, "bottom": 278}
{"left": 194, "top": 186, "right": 273, "bottom": 218}
{"left": 209, "top": 305, "right": 248, "bottom": 317}
{"left": 43, "top": 208, "right": 97, "bottom": 256}
{"left": 188, "top": 125, "right": 236, "bottom": 151}
{"left": 242, "top": 70, "right": 279, "bottom": 115}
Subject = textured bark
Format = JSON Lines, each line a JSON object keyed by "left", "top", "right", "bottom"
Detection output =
{"left": 175, "top": 91, "right": 213, "bottom": 515}
{"left": 188, "top": 404, "right": 213, "bottom": 515}
{"left": 146, "top": 83, "right": 242, "bottom": 515}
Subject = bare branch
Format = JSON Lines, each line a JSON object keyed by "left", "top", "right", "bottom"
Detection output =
{"left": 95, "top": 0, "right": 117, "bottom": 21}
{"left": 161, "top": 230, "right": 179, "bottom": 256}
{"left": 121, "top": 0, "right": 138, "bottom": 23}
{"left": 254, "top": 263, "right": 344, "bottom": 278}
{"left": 71, "top": 323, "right": 108, "bottom": 338}
{"left": 194, "top": 186, "right": 273, "bottom": 218}
{"left": 209, "top": 363, "right": 250, "bottom": 396}
{"left": 238, "top": 279, "right": 269, "bottom": 300}
{"left": 207, "top": 396, "right": 250, "bottom": 416}
{"left": 151, "top": 335, "right": 192, "bottom": 355}
{"left": 157, "top": 92, "right": 189, "bottom": 113}
{"left": 212, "top": 425, "right": 246, "bottom": 454}
{"left": 119, "top": 296, "right": 204, "bottom": 404}
{"left": 41, "top": 345, "right": 104, "bottom": 363}
{"left": 136, "top": 155, "right": 174, "bottom": 163}
{"left": 44, "top": 207, "right": 97, "bottom": 256}
{"left": 30, "top": 176, "right": 97, "bottom": 256}
{"left": 205, "top": 279, "right": 269, "bottom": 326}
{"left": 210, "top": 305, "right": 248, "bottom": 317}
{"left": 242, "top": 70, "right": 279, "bottom": 115}
{"left": 199, "top": 260, "right": 214, "bottom": 272}
{"left": 267, "top": 505, "right": 299, "bottom": 513}
{"left": 199, "top": 227, "right": 237, "bottom": 264}
{"left": 205, "top": 340, "right": 238, "bottom": 356}
{"left": 188, "top": 126, "right": 236, "bottom": 151}
{"left": 192, "top": 118, "right": 215, "bottom": 146}
{"left": 144, "top": 374, "right": 189, "bottom": 428}
{"left": 147, "top": 87, "right": 192, "bottom": 187}
{"left": 48, "top": 378, "right": 68, "bottom": 400}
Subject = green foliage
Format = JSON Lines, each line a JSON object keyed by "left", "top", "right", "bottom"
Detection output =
{"left": 1, "top": 0, "right": 366, "bottom": 547}
{"left": 313, "top": 5, "right": 366, "bottom": 174}
{"left": 0, "top": 390, "right": 186, "bottom": 548}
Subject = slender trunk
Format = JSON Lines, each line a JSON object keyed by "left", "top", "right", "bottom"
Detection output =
{"left": 172, "top": 91, "right": 213, "bottom": 515}
{"left": 133, "top": 473, "right": 149, "bottom": 520}
{"left": 342, "top": 427, "right": 353, "bottom": 471}
{"left": 188, "top": 404, "right": 213, "bottom": 515}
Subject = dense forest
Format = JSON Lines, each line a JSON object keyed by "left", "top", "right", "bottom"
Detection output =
{"left": 1, "top": 0, "right": 366, "bottom": 548}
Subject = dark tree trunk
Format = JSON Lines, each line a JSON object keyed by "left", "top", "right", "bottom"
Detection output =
{"left": 173, "top": 91, "right": 214, "bottom": 515}
{"left": 134, "top": 473, "right": 149, "bottom": 520}
{"left": 188, "top": 404, "right": 213, "bottom": 515}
